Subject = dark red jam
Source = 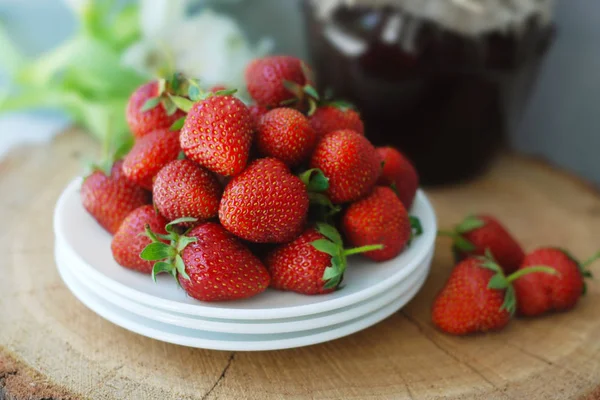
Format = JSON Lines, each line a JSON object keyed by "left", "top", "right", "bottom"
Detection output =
{"left": 303, "top": 2, "right": 554, "bottom": 184}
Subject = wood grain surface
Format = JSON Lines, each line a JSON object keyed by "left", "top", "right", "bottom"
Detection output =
{"left": 1, "top": 129, "right": 600, "bottom": 400}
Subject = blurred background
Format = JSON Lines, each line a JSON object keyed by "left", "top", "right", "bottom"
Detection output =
{"left": 0, "top": 0, "right": 598, "bottom": 185}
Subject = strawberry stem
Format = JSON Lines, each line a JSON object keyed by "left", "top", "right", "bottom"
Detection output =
{"left": 582, "top": 251, "right": 600, "bottom": 268}
{"left": 506, "top": 266, "right": 558, "bottom": 283}
{"left": 343, "top": 244, "right": 384, "bottom": 256}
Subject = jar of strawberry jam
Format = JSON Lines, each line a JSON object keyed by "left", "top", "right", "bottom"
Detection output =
{"left": 302, "top": 0, "right": 555, "bottom": 184}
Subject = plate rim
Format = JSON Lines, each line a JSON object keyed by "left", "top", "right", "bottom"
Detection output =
{"left": 56, "top": 251, "right": 429, "bottom": 351}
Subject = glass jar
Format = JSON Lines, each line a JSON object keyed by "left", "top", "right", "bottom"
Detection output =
{"left": 302, "top": 0, "right": 555, "bottom": 184}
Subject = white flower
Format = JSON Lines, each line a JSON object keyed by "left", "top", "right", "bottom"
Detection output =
{"left": 122, "top": 0, "right": 272, "bottom": 100}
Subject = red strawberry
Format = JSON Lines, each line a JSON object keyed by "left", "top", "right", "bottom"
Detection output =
{"left": 310, "top": 105, "right": 364, "bottom": 139}
{"left": 245, "top": 56, "right": 310, "bottom": 109}
{"left": 81, "top": 161, "right": 150, "bottom": 234}
{"left": 440, "top": 215, "right": 525, "bottom": 274}
{"left": 514, "top": 248, "right": 597, "bottom": 317}
{"left": 141, "top": 219, "right": 270, "bottom": 302}
{"left": 111, "top": 205, "right": 168, "bottom": 273}
{"left": 342, "top": 186, "right": 412, "bottom": 262}
{"left": 122, "top": 128, "right": 181, "bottom": 190}
{"left": 309, "top": 129, "right": 380, "bottom": 204}
{"left": 432, "top": 255, "right": 553, "bottom": 335}
{"left": 126, "top": 81, "right": 186, "bottom": 138}
{"left": 219, "top": 158, "right": 309, "bottom": 243}
{"left": 180, "top": 94, "right": 253, "bottom": 176}
{"left": 249, "top": 104, "right": 269, "bottom": 130}
{"left": 153, "top": 159, "right": 222, "bottom": 224}
{"left": 256, "top": 108, "right": 317, "bottom": 166}
{"left": 266, "top": 224, "right": 382, "bottom": 295}
{"left": 376, "top": 147, "right": 419, "bottom": 209}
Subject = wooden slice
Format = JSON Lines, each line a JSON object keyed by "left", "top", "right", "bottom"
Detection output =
{"left": 1, "top": 129, "right": 599, "bottom": 400}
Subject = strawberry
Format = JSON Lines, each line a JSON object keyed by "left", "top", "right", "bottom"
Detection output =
{"left": 81, "top": 161, "right": 150, "bottom": 234}
{"left": 440, "top": 215, "right": 525, "bottom": 274}
{"left": 141, "top": 219, "right": 270, "bottom": 302}
{"left": 256, "top": 108, "right": 317, "bottom": 166}
{"left": 432, "top": 254, "right": 555, "bottom": 335}
{"left": 122, "top": 128, "right": 181, "bottom": 190}
{"left": 309, "top": 129, "right": 380, "bottom": 204}
{"left": 309, "top": 105, "right": 364, "bottom": 139}
{"left": 126, "top": 81, "right": 186, "bottom": 138}
{"left": 376, "top": 147, "right": 419, "bottom": 209}
{"left": 219, "top": 158, "right": 309, "bottom": 243}
{"left": 153, "top": 159, "right": 222, "bottom": 224}
{"left": 245, "top": 56, "right": 311, "bottom": 109}
{"left": 180, "top": 94, "right": 253, "bottom": 176}
{"left": 266, "top": 223, "right": 382, "bottom": 295}
{"left": 513, "top": 248, "right": 598, "bottom": 317}
{"left": 111, "top": 205, "right": 168, "bottom": 273}
{"left": 249, "top": 104, "right": 269, "bottom": 130}
{"left": 342, "top": 186, "right": 412, "bottom": 262}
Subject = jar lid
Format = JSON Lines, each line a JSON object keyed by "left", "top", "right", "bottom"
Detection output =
{"left": 310, "top": 0, "right": 555, "bottom": 35}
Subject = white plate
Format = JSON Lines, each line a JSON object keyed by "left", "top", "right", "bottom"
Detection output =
{"left": 56, "top": 248, "right": 429, "bottom": 351}
{"left": 59, "top": 240, "right": 432, "bottom": 334}
{"left": 54, "top": 178, "right": 436, "bottom": 320}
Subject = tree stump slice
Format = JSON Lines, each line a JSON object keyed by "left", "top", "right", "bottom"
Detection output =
{"left": 1, "top": 130, "right": 599, "bottom": 400}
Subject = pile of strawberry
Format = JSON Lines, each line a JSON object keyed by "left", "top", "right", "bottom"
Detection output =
{"left": 80, "top": 56, "right": 422, "bottom": 303}
{"left": 433, "top": 215, "right": 599, "bottom": 335}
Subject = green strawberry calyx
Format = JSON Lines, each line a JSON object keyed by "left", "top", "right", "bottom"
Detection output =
{"left": 478, "top": 250, "right": 557, "bottom": 315}
{"left": 141, "top": 74, "right": 239, "bottom": 130}
{"left": 282, "top": 62, "right": 320, "bottom": 114}
{"left": 438, "top": 215, "right": 486, "bottom": 253}
{"left": 139, "top": 217, "right": 199, "bottom": 284}
{"left": 311, "top": 223, "right": 383, "bottom": 290}
{"left": 299, "top": 169, "right": 342, "bottom": 220}
{"left": 407, "top": 216, "right": 424, "bottom": 246}
{"left": 139, "top": 74, "right": 190, "bottom": 117}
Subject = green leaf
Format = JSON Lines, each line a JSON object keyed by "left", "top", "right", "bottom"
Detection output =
{"left": 161, "top": 97, "right": 177, "bottom": 116}
{"left": 322, "top": 266, "right": 339, "bottom": 281}
{"left": 488, "top": 274, "right": 509, "bottom": 290}
{"left": 300, "top": 169, "right": 329, "bottom": 192}
{"left": 177, "top": 236, "right": 198, "bottom": 252}
{"left": 166, "top": 217, "right": 198, "bottom": 232}
{"left": 410, "top": 216, "right": 423, "bottom": 237}
{"left": 188, "top": 85, "right": 201, "bottom": 101}
{"left": 311, "top": 239, "right": 339, "bottom": 257}
{"left": 151, "top": 261, "right": 173, "bottom": 282}
{"left": 282, "top": 80, "right": 303, "bottom": 98}
{"left": 303, "top": 85, "right": 320, "bottom": 101}
{"left": 140, "top": 242, "right": 172, "bottom": 261}
{"left": 175, "top": 255, "right": 191, "bottom": 281}
{"left": 168, "top": 95, "right": 195, "bottom": 113}
{"left": 140, "top": 97, "right": 161, "bottom": 112}
{"left": 307, "top": 99, "right": 318, "bottom": 116}
{"left": 316, "top": 223, "right": 343, "bottom": 246}
{"left": 214, "top": 89, "right": 238, "bottom": 97}
{"left": 455, "top": 216, "right": 485, "bottom": 234}
{"left": 501, "top": 285, "right": 517, "bottom": 315}
{"left": 170, "top": 116, "right": 186, "bottom": 131}
{"left": 327, "top": 100, "right": 355, "bottom": 111}
{"left": 479, "top": 260, "right": 503, "bottom": 274}
{"left": 453, "top": 236, "right": 476, "bottom": 252}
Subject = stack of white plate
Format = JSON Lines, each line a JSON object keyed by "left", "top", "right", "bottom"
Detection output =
{"left": 54, "top": 179, "right": 437, "bottom": 351}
